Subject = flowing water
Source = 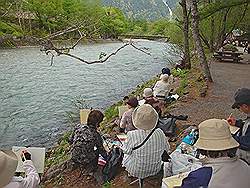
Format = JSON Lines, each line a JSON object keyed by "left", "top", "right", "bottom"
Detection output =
{"left": 0, "top": 40, "right": 177, "bottom": 149}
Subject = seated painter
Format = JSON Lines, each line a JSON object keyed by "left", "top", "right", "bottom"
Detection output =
{"left": 153, "top": 74, "right": 171, "bottom": 100}
{"left": 143, "top": 88, "right": 162, "bottom": 115}
{"left": 227, "top": 88, "right": 250, "bottom": 164}
{"left": 181, "top": 119, "right": 250, "bottom": 188}
{"left": 120, "top": 97, "right": 138, "bottom": 133}
{"left": 161, "top": 67, "right": 174, "bottom": 87}
{"left": 122, "top": 104, "right": 169, "bottom": 187}
{"left": 69, "top": 110, "right": 107, "bottom": 173}
{"left": 0, "top": 150, "right": 40, "bottom": 188}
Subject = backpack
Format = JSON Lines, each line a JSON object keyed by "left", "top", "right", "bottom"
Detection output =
{"left": 102, "top": 147, "right": 124, "bottom": 182}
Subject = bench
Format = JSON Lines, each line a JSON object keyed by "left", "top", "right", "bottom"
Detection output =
{"left": 213, "top": 51, "right": 243, "bottom": 63}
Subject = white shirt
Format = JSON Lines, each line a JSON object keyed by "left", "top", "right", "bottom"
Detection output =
{"left": 4, "top": 160, "right": 40, "bottom": 188}
{"left": 153, "top": 80, "right": 171, "bottom": 97}
{"left": 122, "top": 128, "right": 169, "bottom": 179}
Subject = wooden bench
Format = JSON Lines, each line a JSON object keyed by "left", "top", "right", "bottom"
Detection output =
{"left": 213, "top": 51, "right": 243, "bottom": 63}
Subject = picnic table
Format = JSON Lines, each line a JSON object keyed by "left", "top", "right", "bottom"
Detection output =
{"left": 213, "top": 51, "right": 243, "bottom": 63}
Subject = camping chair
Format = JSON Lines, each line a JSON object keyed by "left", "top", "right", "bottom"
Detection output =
{"left": 129, "top": 178, "right": 144, "bottom": 187}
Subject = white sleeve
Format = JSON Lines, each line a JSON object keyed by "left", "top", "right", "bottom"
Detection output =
{"left": 21, "top": 160, "right": 40, "bottom": 188}
{"left": 122, "top": 132, "right": 134, "bottom": 155}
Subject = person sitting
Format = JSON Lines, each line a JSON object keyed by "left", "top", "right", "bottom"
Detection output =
{"left": 162, "top": 67, "right": 174, "bottom": 83}
{"left": 227, "top": 88, "right": 250, "bottom": 164}
{"left": 69, "top": 110, "right": 107, "bottom": 173}
{"left": 181, "top": 119, "right": 250, "bottom": 188}
{"left": 120, "top": 97, "right": 138, "bottom": 133}
{"left": 122, "top": 96, "right": 129, "bottom": 105}
{"left": 0, "top": 150, "right": 40, "bottom": 188}
{"left": 122, "top": 104, "right": 169, "bottom": 187}
{"left": 143, "top": 88, "right": 161, "bottom": 115}
{"left": 153, "top": 74, "right": 171, "bottom": 100}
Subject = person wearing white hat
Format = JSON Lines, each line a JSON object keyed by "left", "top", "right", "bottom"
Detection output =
{"left": 142, "top": 88, "right": 161, "bottom": 115}
{"left": 181, "top": 119, "right": 250, "bottom": 188}
{"left": 122, "top": 104, "right": 169, "bottom": 187}
{"left": 0, "top": 150, "right": 40, "bottom": 188}
{"left": 153, "top": 74, "right": 171, "bottom": 99}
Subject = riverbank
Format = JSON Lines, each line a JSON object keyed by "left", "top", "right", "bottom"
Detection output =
{"left": 42, "top": 55, "right": 250, "bottom": 187}
{"left": 42, "top": 56, "right": 208, "bottom": 187}
{"left": 0, "top": 35, "right": 122, "bottom": 49}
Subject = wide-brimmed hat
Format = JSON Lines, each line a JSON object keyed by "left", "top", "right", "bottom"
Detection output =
{"left": 0, "top": 150, "right": 18, "bottom": 187}
{"left": 132, "top": 104, "right": 159, "bottom": 130}
{"left": 127, "top": 97, "right": 138, "bottom": 108}
{"left": 194, "top": 119, "right": 239, "bottom": 151}
{"left": 160, "top": 74, "right": 169, "bottom": 82}
{"left": 232, "top": 88, "right": 250, "bottom": 109}
{"left": 143, "top": 88, "right": 153, "bottom": 98}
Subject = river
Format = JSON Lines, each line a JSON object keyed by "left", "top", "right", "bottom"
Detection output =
{"left": 0, "top": 40, "right": 178, "bottom": 149}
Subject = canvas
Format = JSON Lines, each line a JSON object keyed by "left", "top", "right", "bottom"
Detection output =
{"left": 12, "top": 146, "right": 45, "bottom": 173}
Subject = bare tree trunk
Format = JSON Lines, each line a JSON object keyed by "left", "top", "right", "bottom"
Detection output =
{"left": 207, "top": 0, "right": 215, "bottom": 52}
{"left": 180, "top": 0, "right": 191, "bottom": 69}
{"left": 217, "top": 8, "right": 230, "bottom": 49}
{"left": 189, "top": 0, "right": 213, "bottom": 82}
{"left": 210, "top": 15, "right": 215, "bottom": 51}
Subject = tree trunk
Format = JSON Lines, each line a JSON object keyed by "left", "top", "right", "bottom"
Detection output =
{"left": 181, "top": 0, "right": 191, "bottom": 69}
{"left": 210, "top": 15, "right": 215, "bottom": 51}
{"left": 189, "top": 0, "right": 213, "bottom": 82}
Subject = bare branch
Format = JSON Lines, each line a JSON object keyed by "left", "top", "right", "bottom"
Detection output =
{"left": 130, "top": 43, "right": 151, "bottom": 56}
{"left": 38, "top": 23, "right": 151, "bottom": 66}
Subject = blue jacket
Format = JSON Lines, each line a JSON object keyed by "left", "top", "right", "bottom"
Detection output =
{"left": 233, "top": 116, "right": 250, "bottom": 151}
{"left": 181, "top": 157, "right": 250, "bottom": 188}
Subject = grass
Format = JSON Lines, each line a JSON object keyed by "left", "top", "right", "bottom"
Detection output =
{"left": 45, "top": 131, "right": 71, "bottom": 169}
{"left": 43, "top": 60, "right": 207, "bottom": 186}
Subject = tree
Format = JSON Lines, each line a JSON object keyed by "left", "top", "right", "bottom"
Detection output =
{"left": 189, "top": 0, "right": 213, "bottom": 82}
{"left": 180, "top": 0, "right": 191, "bottom": 69}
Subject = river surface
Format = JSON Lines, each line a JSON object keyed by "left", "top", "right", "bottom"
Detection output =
{"left": 0, "top": 40, "right": 177, "bottom": 149}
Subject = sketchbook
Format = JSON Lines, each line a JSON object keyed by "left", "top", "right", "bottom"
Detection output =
{"left": 162, "top": 172, "right": 189, "bottom": 188}
{"left": 229, "top": 125, "right": 240, "bottom": 134}
{"left": 80, "top": 109, "right": 91, "bottom": 124}
{"left": 117, "top": 134, "right": 128, "bottom": 141}
{"left": 118, "top": 106, "right": 129, "bottom": 118}
{"left": 12, "top": 146, "right": 46, "bottom": 173}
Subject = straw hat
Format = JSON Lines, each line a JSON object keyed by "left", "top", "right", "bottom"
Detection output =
{"left": 143, "top": 88, "right": 153, "bottom": 98}
{"left": 0, "top": 150, "right": 18, "bottom": 187}
{"left": 160, "top": 74, "right": 169, "bottom": 82}
{"left": 194, "top": 119, "right": 239, "bottom": 151}
{"left": 132, "top": 104, "right": 159, "bottom": 130}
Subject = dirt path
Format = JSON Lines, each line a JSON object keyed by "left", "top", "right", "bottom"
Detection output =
{"left": 172, "top": 59, "right": 250, "bottom": 125}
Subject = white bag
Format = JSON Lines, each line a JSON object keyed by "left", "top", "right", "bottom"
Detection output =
{"left": 170, "top": 151, "right": 202, "bottom": 175}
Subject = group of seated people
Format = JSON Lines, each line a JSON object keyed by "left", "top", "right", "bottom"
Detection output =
{"left": 1, "top": 83, "right": 249, "bottom": 187}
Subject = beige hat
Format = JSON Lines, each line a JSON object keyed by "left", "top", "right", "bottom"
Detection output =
{"left": 160, "top": 74, "right": 169, "bottom": 82}
{"left": 132, "top": 104, "right": 159, "bottom": 130}
{"left": 143, "top": 88, "right": 153, "bottom": 98}
{"left": 0, "top": 150, "right": 18, "bottom": 187}
{"left": 194, "top": 119, "right": 239, "bottom": 151}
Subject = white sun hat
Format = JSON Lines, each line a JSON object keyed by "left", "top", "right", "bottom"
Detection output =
{"left": 132, "top": 104, "right": 159, "bottom": 130}
{"left": 0, "top": 150, "right": 18, "bottom": 187}
{"left": 194, "top": 119, "right": 239, "bottom": 151}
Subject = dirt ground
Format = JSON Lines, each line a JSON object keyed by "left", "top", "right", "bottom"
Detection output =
{"left": 43, "top": 56, "right": 250, "bottom": 188}
{"left": 172, "top": 58, "right": 250, "bottom": 125}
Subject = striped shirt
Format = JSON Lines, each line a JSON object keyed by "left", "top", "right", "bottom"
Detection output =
{"left": 122, "top": 128, "right": 169, "bottom": 179}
